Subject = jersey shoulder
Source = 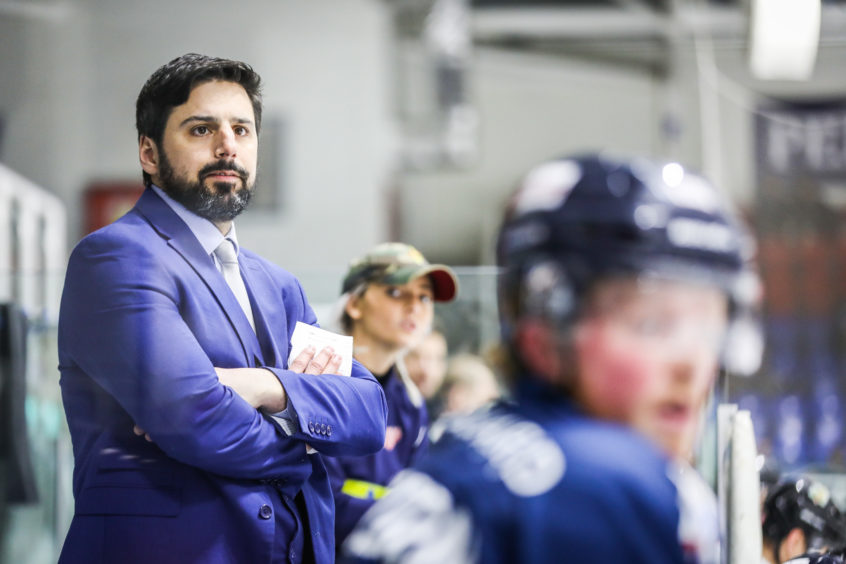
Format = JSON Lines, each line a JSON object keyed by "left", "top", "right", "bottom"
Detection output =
{"left": 427, "top": 403, "right": 673, "bottom": 501}
{"left": 344, "top": 403, "right": 685, "bottom": 564}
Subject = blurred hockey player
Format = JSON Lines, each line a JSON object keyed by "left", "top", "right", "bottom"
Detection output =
{"left": 763, "top": 476, "right": 846, "bottom": 564}
{"left": 342, "top": 153, "right": 762, "bottom": 563}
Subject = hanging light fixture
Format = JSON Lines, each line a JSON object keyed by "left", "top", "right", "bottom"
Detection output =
{"left": 748, "top": 0, "right": 821, "bottom": 81}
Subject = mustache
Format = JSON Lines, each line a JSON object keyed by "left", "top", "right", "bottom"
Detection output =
{"left": 199, "top": 161, "right": 249, "bottom": 180}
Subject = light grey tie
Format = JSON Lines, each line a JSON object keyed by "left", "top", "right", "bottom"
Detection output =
{"left": 214, "top": 239, "right": 255, "bottom": 332}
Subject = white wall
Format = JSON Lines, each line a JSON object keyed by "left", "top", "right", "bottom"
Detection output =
{"left": 0, "top": 6, "right": 90, "bottom": 246}
{"left": 0, "top": 0, "right": 397, "bottom": 270}
{"left": 397, "top": 47, "right": 662, "bottom": 265}
{"left": 4, "top": 2, "right": 846, "bottom": 272}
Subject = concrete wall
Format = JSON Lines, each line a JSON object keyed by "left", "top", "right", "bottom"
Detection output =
{"left": 3, "top": 2, "right": 846, "bottom": 271}
{"left": 396, "top": 47, "right": 662, "bottom": 265}
{"left": 0, "top": 0, "right": 396, "bottom": 270}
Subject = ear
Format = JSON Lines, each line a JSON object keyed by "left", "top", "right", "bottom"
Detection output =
{"left": 344, "top": 293, "right": 363, "bottom": 322}
{"left": 139, "top": 135, "right": 160, "bottom": 178}
{"left": 779, "top": 528, "right": 807, "bottom": 563}
{"left": 514, "top": 319, "right": 562, "bottom": 383}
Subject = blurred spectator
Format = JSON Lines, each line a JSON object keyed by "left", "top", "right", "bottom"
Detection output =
{"left": 439, "top": 353, "right": 501, "bottom": 416}
{"left": 404, "top": 328, "right": 449, "bottom": 416}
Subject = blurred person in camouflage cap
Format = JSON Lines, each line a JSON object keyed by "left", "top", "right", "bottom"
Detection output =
{"left": 325, "top": 242, "right": 457, "bottom": 553}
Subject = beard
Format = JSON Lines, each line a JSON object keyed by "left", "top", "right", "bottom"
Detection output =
{"left": 158, "top": 152, "right": 254, "bottom": 222}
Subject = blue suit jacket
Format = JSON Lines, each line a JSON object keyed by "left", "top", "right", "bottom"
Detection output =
{"left": 58, "top": 188, "right": 387, "bottom": 563}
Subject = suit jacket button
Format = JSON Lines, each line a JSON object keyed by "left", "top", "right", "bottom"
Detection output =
{"left": 259, "top": 504, "right": 273, "bottom": 520}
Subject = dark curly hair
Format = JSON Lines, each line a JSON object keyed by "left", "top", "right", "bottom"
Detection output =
{"left": 135, "top": 53, "right": 263, "bottom": 187}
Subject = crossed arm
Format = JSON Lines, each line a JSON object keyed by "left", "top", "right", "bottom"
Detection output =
{"left": 215, "top": 344, "right": 342, "bottom": 411}
{"left": 133, "top": 345, "right": 342, "bottom": 440}
{"left": 63, "top": 234, "right": 386, "bottom": 479}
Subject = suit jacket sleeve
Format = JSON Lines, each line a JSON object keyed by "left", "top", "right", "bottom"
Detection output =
{"left": 271, "top": 359, "right": 386, "bottom": 457}
{"left": 60, "top": 231, "right": 378, "bottom": 480}
{"left": 266, "top": 277, "right": 387, "bottom": 457}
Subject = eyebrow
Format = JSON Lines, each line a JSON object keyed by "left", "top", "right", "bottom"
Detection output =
{"left": 178, "top": 115, "right": 254, "bottom": 128}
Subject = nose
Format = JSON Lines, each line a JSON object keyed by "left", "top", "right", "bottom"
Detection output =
{"left": 214, "top": 126, "right": 237, "bottom": 159}
{"left": 666, "top": 339, "right": 717, "bottom": 386}
{"left": 405, "top": 296, "right": 421, "bottom": 315}
{"left": 667, "top": 353, "right": 696, "bottom": 384}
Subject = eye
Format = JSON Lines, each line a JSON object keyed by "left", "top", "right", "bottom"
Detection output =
{"left": 234, "top": 125, "right": 251, "bottom": 136}
{"left": 386, "top": 287, "right": 403, "bottom": 299}
{"left": 630, "top": 316, "right": 669, "bottom": 337}
{"left": 419, "top": 294, "right": 433, "bottom": 305}
{"left": 191, "top": 125, "right": 210, "bottom": 136}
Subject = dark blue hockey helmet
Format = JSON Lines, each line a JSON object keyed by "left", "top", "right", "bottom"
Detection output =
{"left": 764, "top": 477, "right": 846, "bottom": 557}
{"left": 496, "top": 152, "right": 763, "bottom": 375}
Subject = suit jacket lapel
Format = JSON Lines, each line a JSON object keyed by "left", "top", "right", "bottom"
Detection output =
{"left": 134, "top": 188, "right": 265, "bottom": 366}
{"left": 240, "top": 255, "right": 284, "bottom": 368}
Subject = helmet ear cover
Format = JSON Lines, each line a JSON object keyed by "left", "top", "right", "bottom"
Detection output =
{"left": 519, "top": 257, "right": 579, "bottom": 325}
{"left": 496, "top": 250, "right": 583, "bottom": 383}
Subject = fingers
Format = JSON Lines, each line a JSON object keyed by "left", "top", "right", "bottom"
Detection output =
{"left": 307, "top": 347, "right": 345, "bottom": 375}
{"left": 289, "top": 346, "right": 316, "bottom": 373}
{"left": 305, "top": 346, "right": 335, "bottom": 374}
{"left": 323, "top": 352, "right": 343, "bottom": 375}
{"left": 290, "top": 346, "right": 343, "bottom": 375}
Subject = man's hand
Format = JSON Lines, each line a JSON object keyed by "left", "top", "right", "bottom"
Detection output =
{"left": 216, "top": 367, "right": 288, "bottom": 413}
{"left": 287, "top": 346, "right": 341, "bottom": 454}
{"left": 215, "top": 347, "right": 341, "bottom": 413}
{"left": 288, "top": 345, "right": 343, "bottom": 375}
{"left": 133, "top": 425, "right": 153, "bottom": 442}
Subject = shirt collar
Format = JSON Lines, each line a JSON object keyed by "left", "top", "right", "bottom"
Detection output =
{"left": 151, "top": 184, "right": 241, "bottom": 256}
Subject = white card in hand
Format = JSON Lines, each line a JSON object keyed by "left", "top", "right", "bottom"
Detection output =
{"left": 287, "top": 321, "right": 353, "bottom": 376}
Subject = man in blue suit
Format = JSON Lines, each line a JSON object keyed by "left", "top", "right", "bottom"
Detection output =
{"left": 57, "top": 53, "right": 387, "bottom": 563}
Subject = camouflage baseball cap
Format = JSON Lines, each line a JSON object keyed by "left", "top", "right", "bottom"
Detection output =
{"left": 341, "top": 242, "right": 458, "bottom": 302}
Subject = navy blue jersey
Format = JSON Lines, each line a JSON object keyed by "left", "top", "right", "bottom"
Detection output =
{"left": 342, "top": 381, "right": 689, "bottom": 563}
{"left": 325, "top": 364, "right": 429, "bottom": 547}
